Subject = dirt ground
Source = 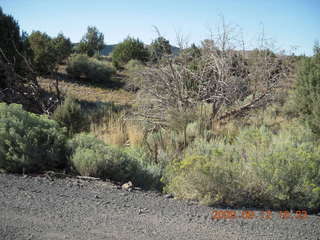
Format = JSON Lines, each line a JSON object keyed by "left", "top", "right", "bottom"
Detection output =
{"left": 0, "top": 173, "right": 319, "bottom": 240}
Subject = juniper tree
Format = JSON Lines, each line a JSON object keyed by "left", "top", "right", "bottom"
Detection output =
{"left": 79, "top": 26, "right": 104, "bottom": 57}
{"left": 294, "top": 42, "right": 320, "bottom": 135}
{"left": 112, "top": 37, "right": 149, "bottom": 69}
{"left": 149, "top": 36, "right": 172, "bottom": 62}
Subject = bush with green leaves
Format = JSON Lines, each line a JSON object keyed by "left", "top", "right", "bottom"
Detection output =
{"left": 248, "top": 124, "right": 320, "bottom": 209}
{"left": 28, "top": 31, "right": 58, "bottom": 75}
{"left": 294, "top": 43, "right": 320, "bottom": 135}
{"left": 51, "top": 33, "right": 72, "bottom": 64}
{"left": 68, "top": 133, "right": 162, "bottom": 189}
{"left": 124, "top": 146, "right": 164, "bottom": 189}
{"left": 0, "top": 103, "right": 67, "bottom": 173}
{"left": 52, "top": 96, "right": 86, "bottom": 135}
{"left": 163, "top": 153, "right": 242, "bottom": 206}
{"left": 0, "top": 7, "right": 32, "bottom": 82}
{"left": 112, "top": 37, "right": 149, "bottom": 69}
{"left": 163, "top": 123, "right": 320, "bottom": 210}
{"left": 123, "top": 59, "right": 146, "bottom": 91}
{"left": 124, "top": 59, "right": 144, "bottom": 71}
{"left": 66, "top": 54, "right": 115, "bottom": 84}
{"left": 78, "top": 26, "right": 104, "bottom": 57}
{"left": 149, "top": 36, "right": 171, "bottom": 62}
{"left": 0, "top": 8, "right": 22, "bottom": 64}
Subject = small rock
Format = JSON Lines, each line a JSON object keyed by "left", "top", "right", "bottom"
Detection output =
{"left": 121, "top": 181, "right": 133, "bottom": 191}
{"left": 138, "top": 208, "right": 144, "bottom": 215}
{"left": 27, "top": 234, "right": 33, "bottom": 240}
{"left": 164, "top": 194, "right": 173, "bottom": 199}
{"left": 94, "top": 195, "right": 100, "bottom": 199}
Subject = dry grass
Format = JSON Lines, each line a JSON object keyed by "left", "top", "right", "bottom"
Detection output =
{"left": 90, "top": 112, "right": 144, "bottom": 147}
{"left": 39, "top": 77, "right": 135, "bottom": 105}
{"left": 127, "top": 121, "right": 144, "bottom": 146}
{"left": 90, "top": 112, "right": 127, "bottom": 146}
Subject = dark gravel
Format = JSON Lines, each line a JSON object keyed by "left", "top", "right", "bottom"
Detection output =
{"left": 0, "top": 173, "right": 319, "bottom": 240}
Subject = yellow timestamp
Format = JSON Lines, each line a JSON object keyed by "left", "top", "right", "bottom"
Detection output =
{"left": 211, "top": 210, "right": 308, "bottom": 220}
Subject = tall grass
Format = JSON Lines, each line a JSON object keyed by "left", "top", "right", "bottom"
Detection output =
{"left": 90, "top": 111, "right": 144, "bottom": 147}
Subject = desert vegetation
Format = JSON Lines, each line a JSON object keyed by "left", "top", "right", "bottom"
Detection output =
{"left": 0, "top": 7, "right": 319, "bottom": 213}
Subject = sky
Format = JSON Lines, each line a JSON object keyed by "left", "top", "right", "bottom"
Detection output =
{"left": 1, "top": 0, "right": 319, "bottom": 55}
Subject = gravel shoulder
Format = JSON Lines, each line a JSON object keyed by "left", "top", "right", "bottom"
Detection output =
{"left": 0, "top": 173, "right": 319, "bottom": 240}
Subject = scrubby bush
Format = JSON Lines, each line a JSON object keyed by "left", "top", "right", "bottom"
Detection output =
{"left": 52, "top": 96, "right": 86, "bottom": 135}
{"left": 124, "top": 146, "right": 164, "bottom": 189}
{"left": 123, "top": 59, "right": 146, "bottom": 91}
{"left": 112, "top": 37, "right": 149, "bottom": 69}
{"left": 66, "top": 54, "right": 115, "bottom": 84}
{"left": 294, "top": 44, "right": 320, "bottom": 136}
{"left": 68, "top": 133, "right": 162, "bottom": 189}
{"left": 248, "top": 124, "right": 320, "bottom": 209}
{"left": 125, "top": 59, "right": 144, "bottom": 71}
{"left": 163, "top": 153, "right": 242, "bottom": 205}
{"left": 0, "top": 103, "right": 67, "bottom": 173}
{"left": 163, "top": 123, "right": 320, "bottom": 210}
{"left": 149, "top": 36, "right": 171, "bottom": 62}
{"left": 66, "top": 54, "right": 88, "bottom": 78}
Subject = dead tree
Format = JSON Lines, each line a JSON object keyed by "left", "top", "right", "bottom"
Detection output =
{"left": 134, "top": 23, "right": 289, "bottom": 131}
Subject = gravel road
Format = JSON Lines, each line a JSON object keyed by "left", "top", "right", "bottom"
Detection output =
{"left": 0, "top": 173, "right": 319, "bottom": 240}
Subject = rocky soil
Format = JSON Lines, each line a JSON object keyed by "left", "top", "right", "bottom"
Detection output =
{"left": 0, "top": 173, "right": 319, "bottom": 240}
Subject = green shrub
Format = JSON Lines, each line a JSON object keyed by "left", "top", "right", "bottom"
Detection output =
{"left": 66, "top": 54, "right": 115, "bottom": 84}
{"left": 78, "top": 26, "right": 104, "bottom": 57}
{"left": 28, "top": 31, "right": 57, "bottom": 75}
{"left": 68, "top": 133, "right": 162, "bottom": 189}
{"left": 163, "top": 153, "right": 242, "bottom": 205}
{"left": 294, "top": 46, "right": 320, "bottom": 136}
{"left": 51, "top": 33, "right": 72, "bottom": 64}
{"left": 123, "top": 59, "right": 146, "bottom": 91}
{"left": 124, "top": 146, "right": 164, "bottom": 189}
{"left": 0, "top": 103, "right": 67, "bottom": 173}
{"left": 112, "top": 37, "right": 149, "bottom": 69}
{"left": 124, "top": 59, "right": 144, "bottom": 71}
{"left": 249, "top": 124, "right": 320, "bottom": 209}
{"left": 163, "top": 124, "right": 320, "bottom": 210}
{"left": 52, "top": 96, "right": 86, "bottom": 135}
{"left": 0, "top": 7, "right": 29, "bottom": 78}
{"left": 149, "top": 36, "right": 172, "bottom": 62}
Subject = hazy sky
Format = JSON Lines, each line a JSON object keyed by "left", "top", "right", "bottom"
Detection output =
{"left": 1, "top": 0, "right": 319, "bottom": 55}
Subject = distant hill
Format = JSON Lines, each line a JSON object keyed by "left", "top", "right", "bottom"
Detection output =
{"left": 100, "top": 44, "right": 180, "bottom": 56}
{"left": 100, "top": 44, "right": 118, "bottom": 56}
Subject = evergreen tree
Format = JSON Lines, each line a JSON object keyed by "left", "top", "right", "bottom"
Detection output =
{"left": 79, "top": 26, "right": 104, "bottom": 57}
{"left": 295, "top": 42, "right": 320, "bottom": 135}
{"left": 52, "top": 33, "right": 72, "bottom": 64}
{"left": 0, "top": 7, "right": 28, "bottom": 77}
{"left": 112, "top": 36, "right": 149, "bottom": 68}
{"left": 28, "top": 31, "right": 57, "bottom": 75}
{"left": 149, "top": 36, "right": 171, "bottom": 62}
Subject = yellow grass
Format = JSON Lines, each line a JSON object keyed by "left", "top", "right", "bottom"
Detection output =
{"left": 39, "top": 77, "right": 135, "bottom": 105}
{"left": 127, "top": 121, "right": 144, "bottom": 146}
{"left": 90, "top": 112, "right": 127, "bottom": 146}
{"left": 90, "top": 112, "right": 144, "bottom": 147}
